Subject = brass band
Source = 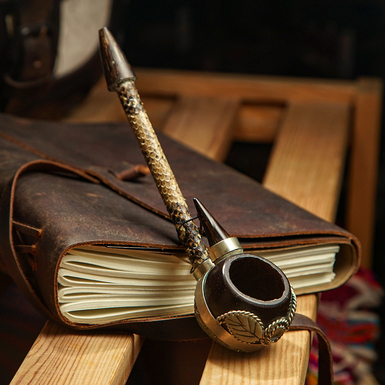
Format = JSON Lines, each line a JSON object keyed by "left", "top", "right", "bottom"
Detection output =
{"left": 192, "top": 258, "right": 215, "bottom": 281}
{"left": 209, "top": 237, "right": 243, "bottom": 263}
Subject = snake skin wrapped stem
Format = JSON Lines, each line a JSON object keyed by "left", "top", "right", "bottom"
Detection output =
{"left": 99, "top": 28, "right": 211, "bottom": 275}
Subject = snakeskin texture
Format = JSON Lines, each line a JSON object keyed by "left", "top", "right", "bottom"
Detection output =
{"left": 115, "top": 80, "right": 210, "bottom": 271}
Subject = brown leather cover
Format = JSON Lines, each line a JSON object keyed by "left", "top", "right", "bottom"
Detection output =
{"left": 0, "top": 113, "right": 360, "bottom": 340}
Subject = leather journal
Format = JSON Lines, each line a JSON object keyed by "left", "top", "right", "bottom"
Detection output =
{"left": 0, "top": 113, "right": 360, "bottom": 341}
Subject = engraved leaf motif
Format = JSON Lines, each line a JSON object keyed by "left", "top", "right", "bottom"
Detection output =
{"left": 222, "top": 312, "right": 263, "bottom": 343}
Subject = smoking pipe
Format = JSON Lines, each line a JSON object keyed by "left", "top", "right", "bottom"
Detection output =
{"left": 99, "top": 27, "right": 296, "bottom": 352}
{"left": 192, "top": 198, "right": 296, "bottom": 351}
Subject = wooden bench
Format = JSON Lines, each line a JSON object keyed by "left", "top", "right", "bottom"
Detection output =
{"left": 10, "top": 70, "right": 382, "bottom": 384}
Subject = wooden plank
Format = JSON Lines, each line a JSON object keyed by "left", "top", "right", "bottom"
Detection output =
{"left": 142, "top": 96, "right": 176, "bottom": 130}
{"left": 66, "top": 78, "right": 282, "bottom": 144}
{"left": 234, "top": 104, "right": 284, "bottom": 143}
{"left": 161, "top": 96, "right": 240, "bottom": 161}
{"left": 135, "top": 68, "right": 357, "bottom": 104}
{"left": 199, "top": 101, "right": 350, "bottom": 385}
{"left": 346, "top": 78, "right": 383, "bottom": 268}
{"left": 64, "top": 78, "right": 128, "bottom": 123}
{"left": 10, "top": 321, "right": 144, "bottom": 385}
{"left": 199, "top": 295, "right": 317, "bottom": 385}
{"left": 264, "top": 101, "right": 350, "bottom": 221}
{"left": 64, "top": 78, "right": 176, "bottom": 130}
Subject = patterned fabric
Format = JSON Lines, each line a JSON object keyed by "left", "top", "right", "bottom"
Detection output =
{"left": 306, "top": 267, "right": 383, "bottom": 385}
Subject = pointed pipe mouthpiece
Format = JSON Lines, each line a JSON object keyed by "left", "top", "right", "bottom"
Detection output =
{"left": 194, "top": 198, "right": 243, "bottom": 263}
{"left": 193, "top": 198, "right": 230, "bottom": 245}
{"left": 99, "top": 27, "right": 136, "bottom": 91}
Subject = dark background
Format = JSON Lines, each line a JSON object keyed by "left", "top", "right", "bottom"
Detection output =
{"left": 122, "top": 0, "right": 384, "bottom": 79}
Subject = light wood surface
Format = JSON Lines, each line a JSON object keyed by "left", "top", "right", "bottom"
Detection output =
{"left": 199, "top": 295, "right": 317, "bottom": 385}
{"left": 134, "top": 68, "right": 357, "bottom": 103}
{"left": 264, "top": 101, "right": 350, "bottom": 221}
{"left": 65, "top": 78, "right": 284, "bottom": 145}
{"left": 233, "top": 103, "right": 284, "bottom": 143}
{"left": 10, "top": 69, "right": 381, "bottom": 384}
{"left": 10, "top": 321, "right": 144, "bottom": 385}
{"left": 162, "top": 96, "right": 239, "bottom": 160}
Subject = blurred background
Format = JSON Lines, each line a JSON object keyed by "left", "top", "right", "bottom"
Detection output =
{"left": 122, "top": 0, "right": 384, "bottom": 79}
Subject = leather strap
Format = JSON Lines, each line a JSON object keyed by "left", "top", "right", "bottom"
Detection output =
{"left": 0, "top": 129, "right": 171, "bottom": 219}
{"left": 290, "top": 313, "right": 333, "bottom": 385}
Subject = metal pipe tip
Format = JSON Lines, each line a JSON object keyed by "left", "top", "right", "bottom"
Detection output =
{"left": 98, "top": 27, "right": 136, "bottom": 91}
{"left": 193, "top": 198, "right": 230, "bottom": 246}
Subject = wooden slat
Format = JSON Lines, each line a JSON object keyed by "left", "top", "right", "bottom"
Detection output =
{"left": 64, "top": 78, "right": 176, "bottom": 130}
{"left": 66, "top": 78, "right": 283, "bottom": 144}
{"left": 10, "top": 322, "right": 144, "bottom": 385}
{"left": 161, "top": 96, "right": 240, "bottom": 161}
{"left": 135, "top": 68, "right": 356, "bottom": 104}
{"left": 64, "top": 78, "right": 127, "bottom": 123}
{"left": 199, "top": 101, "right": 350, "bottom": 385}
{"left": 234, "top": 104, "right": 284, "bottom": 143}
{"left": 264, "top": 101, "right": 351, "bottom": 221}
{"left": 199, "top": 295, "right": 317, "bottom": 385}
{"left": 142, "top": 96, "right": 176, "bottom": 129}
{"left": 346, "top": 78, "right": 383, "bottom": 268}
